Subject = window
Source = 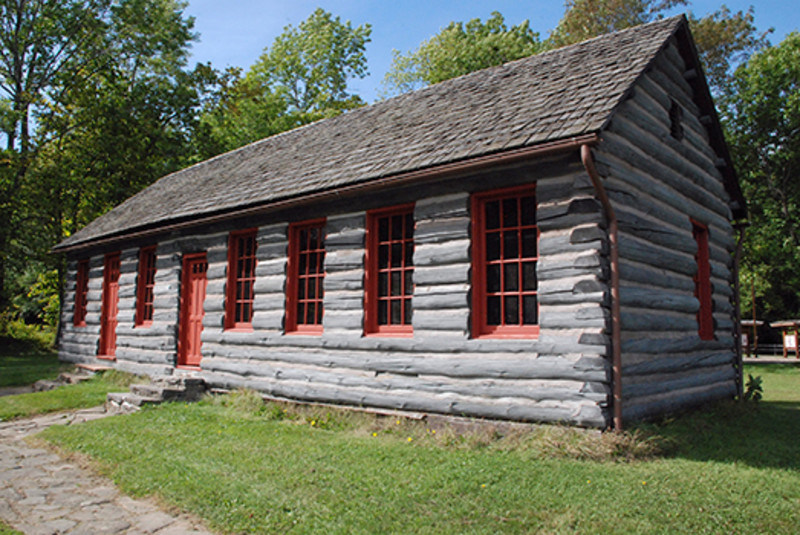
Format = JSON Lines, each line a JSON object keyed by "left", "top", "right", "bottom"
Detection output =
{"left": 365, "top": 204, "right": 414, "bottom": 335}
{"left": 135, "top": 246, "right": 157, "bottom": 326}
{"left": 286, "top": 219, "right": 326, "bottom": 334}
{"left": 472, "top": 186, "right": 539, "bottom": 338}
{"left": 73, "top": 259, "right": 89, "bottom": 327}
{"left": 692, "top": 220, "right": 713, "bottom": 340}
{"left": 226, "top": 229, "right": 257, "bottom": 330}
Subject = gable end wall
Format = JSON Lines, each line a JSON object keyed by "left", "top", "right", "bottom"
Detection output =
{"left": 596, "top": 38, "right": 738, "bottom": 421}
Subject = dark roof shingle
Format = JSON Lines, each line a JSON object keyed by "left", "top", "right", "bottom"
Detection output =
{"left": 56, "top": 16, "right": 686, "bottom": 251}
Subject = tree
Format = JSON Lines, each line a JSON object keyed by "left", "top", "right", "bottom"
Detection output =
{"left": 548, "top": 0, "right": 687, "bottom": 47}
{"left": 382, "top": 11, "right": 543, "bottom": 96}
{"left": 548, "top": 0, "right": 770, "bottom": 94}
{"left": 197, "top": 8, "right": 371, "bottom": 158}
{"left": 0, "top": 0, "right": 206, "bottom": 326}
{"left": 0, "top": 0, "right": 110, "bottom": 312}
{"left": 722, "top": 33, "right": 800, "bottom": 319}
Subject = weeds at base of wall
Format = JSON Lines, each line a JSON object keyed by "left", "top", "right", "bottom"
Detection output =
{"left": 204, "top": 388, "right": 668, "bottom": 462}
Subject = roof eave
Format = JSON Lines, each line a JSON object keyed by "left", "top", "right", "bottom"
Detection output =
{"left": 52, "top": 133, "right": 600, "bottom": 255}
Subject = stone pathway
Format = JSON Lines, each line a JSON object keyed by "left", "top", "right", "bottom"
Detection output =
{"left": 0, "top": 408, "right": 215, "bottom": 535}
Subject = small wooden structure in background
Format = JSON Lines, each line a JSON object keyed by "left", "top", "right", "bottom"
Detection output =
{"left": 770, "top": 320, "right": 800, "bottom": 359}
{"left": 740, "top": 320, "right": 764, "bottom": 358}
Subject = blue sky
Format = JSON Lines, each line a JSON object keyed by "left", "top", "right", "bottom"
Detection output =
{"left": 183, "top": 1, "right": 798, "bottom": 103}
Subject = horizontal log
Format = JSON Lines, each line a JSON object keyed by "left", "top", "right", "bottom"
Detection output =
{"left": 201, "top": 369, "right": 606, "bottom": 427}
{"left": 414, "top": 263, "right": 469, "bottom": 286}
{"left": 414, "top": 239, "right": 470, "bottom": 267}
{"left": 620, "top": 287, "right": 698, "bottom": 313}
{"left": 324, "top": 269, "right": 364, "bottom": 292}
{"left": 414, "top": 218, "right": 469, "bottom": 245}
{"left": 115, "top": 346, "right": 175, "bottom": 365}
{"left": 414, "top": 192, "right": 469, "bottom": 220}
{"left": 622, "top": 381, "right": 735, "bottom": 422}
{"left": 620, "top": 308, "right": 700, "bottom": 332}
{"left": 622, "top": 364, "right": 734, "bottom": 399}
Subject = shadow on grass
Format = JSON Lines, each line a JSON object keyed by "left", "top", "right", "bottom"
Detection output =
{"left": 0, "top": 336, "right": 62, "bottom": 388}
{"left": 648, "top": 400, "right": 800, "bottom": 472}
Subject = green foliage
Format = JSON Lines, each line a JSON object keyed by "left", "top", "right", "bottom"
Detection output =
{"left": 722, "top": 33, "right": 800, "bottom": 320}
{"left": 549, "top": 0, "right": 688, "bottom": 47}
{"left": 196, "top": 8, "right": 371, "bottom": 158}
{"left": 743, "top": 374, "right": 764, "bottom": 402}
{"left": 382, "top": 11, "right": 542, "bottom": 96}
{"left": 548, "top": 1, "right": 769, "bottom": 94}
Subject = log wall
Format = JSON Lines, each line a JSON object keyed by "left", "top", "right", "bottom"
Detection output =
{"left": 595, "top": 38, "right": 738, "bottom": 421}
{"left": 59, "top": 156, "right": 612, "bottom": 428}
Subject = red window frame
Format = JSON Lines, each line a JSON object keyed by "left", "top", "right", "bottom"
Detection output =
{"left": 471, "top": 185, "right": 539, "bottom": 338}
{"left": 225, "top": 229, "right": 258, "bottom": 330}
{"left": 73, "top": 259, "right": 89, "bottom": 327}
{"left": 135, "top": 246, "right": 157, "bottom": 327}
{"left": 692, "top": 220, "right": 714, "bottom": 340}
{"left": 365, "top": 204, "right": 415, "bottom": 336}
{"left": 286, "top": 218, "right": 326, "bottom": 334}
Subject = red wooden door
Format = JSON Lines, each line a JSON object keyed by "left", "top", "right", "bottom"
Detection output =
{"left": 178, "top": 253, "right": 208, "bottom": 368}
{"left": 98, "top": 253, "right": 121, "bottom": 359}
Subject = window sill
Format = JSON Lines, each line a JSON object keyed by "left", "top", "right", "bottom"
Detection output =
{"left": 473, "top": 326, "right": 540, "bottom": 339}
{"left": 97, "top": 355, "right": 116, "bottom": 361}
{"left": 365, "top": 330, "right": 414, "bottom": 338}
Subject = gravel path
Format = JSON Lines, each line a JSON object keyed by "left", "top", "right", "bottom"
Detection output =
{"left": 0, "top": 408, "right": 215, "bottom": 535}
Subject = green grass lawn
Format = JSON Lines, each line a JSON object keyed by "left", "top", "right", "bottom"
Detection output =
{"left": 38, "top": 364, "right": 800, "bottom": 534}
{"left": 0, "top": 371, "right": 139, "bottom": 421}
{"left": 0, "top": 336, "right": 64, "bottom": 387}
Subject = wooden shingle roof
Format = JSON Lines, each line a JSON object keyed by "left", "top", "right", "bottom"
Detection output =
{"left": 55, "top": 15, "right": 737, "bottom": 252}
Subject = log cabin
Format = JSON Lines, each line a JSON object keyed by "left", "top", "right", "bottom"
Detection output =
{"left": 53, "top": 15, "right": 747, "bottom": 429}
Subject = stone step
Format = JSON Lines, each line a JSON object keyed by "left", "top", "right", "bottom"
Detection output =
{"left": 130, "top": 383, "right": 187, "bottom": 400}
{"left": 106, "top": 392, "right": 163, "bottom": 407}
{"left": 58, "top": 372, "right": 93, "bottom": 384}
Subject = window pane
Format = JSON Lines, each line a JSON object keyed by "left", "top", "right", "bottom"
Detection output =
{"left": 299, "top": 253, "right": 307, "bottom": 274}
{"left": 522, "top": 261, "right": 537, "bottom": 291}
{"left": 486, "top": 232, "right": 500, "bottom": 261}
{"left": 378, "top": 272, "right": 388, "bottom": 297}
{"left": 391, "top": 271, "right": 401, "bottom": 296}
{"left": 391, "top": 242, "right": 403, "bottom": 267}
{"left": 404, "top": 298, "right": 412, "bottom": 324}
{"left": 487, "top": 264, "right": 501, "bottom": 293}
{"left": 502, "top": 198, "right": 518, "bottom": 227}
{"left": 523, "top": 295, "right": 538, "bottom": 324}
{"left": 503, "top": 230, "right": 519, "bottom": 259}
{"left": 299, "top": 229, "right": 308, "bottom": 247}
{"left": 487, "top": 296, "right": 501, "bottom": 325}
{"left": 378, "top": 217, "right": 389, "bottom": 241}
{"left": 297, "top": 302, "right": 306, "bottom": 324}
{"left": 378, "top": 244, "right": 389, "bottom": 269}
{"left": 378, "top": 300, "right": 388, "bottom": 325}
{"left": 404, "top": 272, "right": 413, "bottom": 295}
{"left": 504, "top": 263, "right": 519, "bottom": 291}
{"left": 298, "top": 279, "right": 306, "bottom": 299}
{"left": 485, "top": 201, "right": 500, "bottom": 230}
{"left": 308, "top": 251, "right": 318, "bottom": 271}
{"left": 307, "top": 302, "right": 316, "bottom": 325}
{"left": 308, "top": 227, "right": 318, "bottom": 245}
{"left": 308, "top": 278, "right": 316, "bottom": 298}
{"left": 391, "top": 215, "right": 403, "bottom": 240}
{"left": 504, "top": 295, "right": 519, "bottom": 325}
{"left": 404, "top": 242, "right": 414, "bottom": 266}
{"left": 317, "top": 277, "right": 324, "bottom": 299}
{"left": 522, "top": 228, "right": 538, "bottom": 258}
{"left": 520, "top": 195, "right": 536, "bottom": 226}
{"left": 316, "top": 302, "right": 323, "bottom": 324}
{"left": 391, "top": 299, "right": 401, "bottom": 324}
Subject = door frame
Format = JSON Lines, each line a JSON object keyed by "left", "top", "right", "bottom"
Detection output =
{"left": 177, "top": 252, "right": 208, "bottom": 369}
{"left": 98, "top": 252, "right": 121, "bottom": 360}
